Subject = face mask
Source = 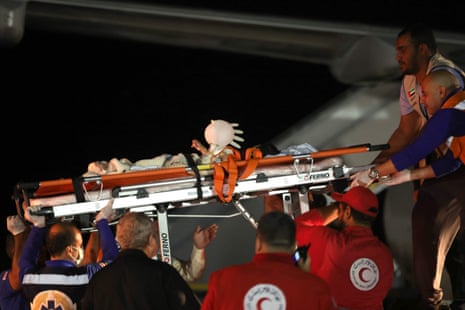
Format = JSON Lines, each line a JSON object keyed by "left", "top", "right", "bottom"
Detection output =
{"left": 71, "top": 246, "right": 84, "bottom": 265}
{"left": 76, "top": 247, "right": 84, "bottom": 265}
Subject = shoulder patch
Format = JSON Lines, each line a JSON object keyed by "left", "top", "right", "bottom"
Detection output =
{"left": 350, "top": 258, "right": 380, "bottom": 291}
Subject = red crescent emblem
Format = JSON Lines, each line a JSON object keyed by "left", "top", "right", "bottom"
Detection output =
{"left": 257, "top": 297, "right": 270, "bottom": 310}
{"left": 358, "top": 267, "right": 370, "bottom": 283}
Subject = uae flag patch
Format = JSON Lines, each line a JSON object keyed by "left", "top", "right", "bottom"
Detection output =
{"left": 408, "top": 88, "right": 416, "bottom": 98}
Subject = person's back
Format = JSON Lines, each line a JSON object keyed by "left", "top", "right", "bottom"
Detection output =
{"left": 202, "top": 252, "right": 336, "bottom": 310}
{"left": 295, "top": 187, "right": 394, "bottom": 310}
{"left": 81, "top": 211, "right": 200, "bottom": 310}
{"left": 310, "top": 225, "right": 393, "bottom": 309}
{"left": 201, "top": 211, "right": 336, "bottom": 310}
{"left": 20, "top": 200, "right": 118, "bottom": 310}
{"left": 83, "top": 248, "right": 199, "bottom": 309}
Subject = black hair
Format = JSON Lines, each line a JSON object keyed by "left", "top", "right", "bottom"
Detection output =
{"left": 350, "top": 207, "right": 376, "bottom": 226}
{"left": 398, "top": 23, "right": 437, "bottom": 53}
{"left": 257, "top": 211, "right": 295, "bottom": 248}
{"left": 46, "top": 222, "right": 80, "bottom": 256}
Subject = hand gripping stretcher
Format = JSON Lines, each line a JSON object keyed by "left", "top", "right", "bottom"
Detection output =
{"left": 12, "top": 143, "right": 387, "bottom": 264}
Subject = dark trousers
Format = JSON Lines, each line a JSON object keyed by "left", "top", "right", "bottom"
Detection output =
{"left": 412, "top": 167, "right": 465, "bottom": 308}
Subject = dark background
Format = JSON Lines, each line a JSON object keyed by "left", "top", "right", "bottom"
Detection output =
{"left": 0, "top": 28, "right": 348, "bottom": 270}
{"left": 2, "top": 0, "right": 465, "bottom": 270}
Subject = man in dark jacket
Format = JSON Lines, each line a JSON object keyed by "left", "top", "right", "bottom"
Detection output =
{"left": 81, "top": 211, "right": 200, "bottom": 310}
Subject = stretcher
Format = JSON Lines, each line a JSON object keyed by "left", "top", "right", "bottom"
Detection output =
{"left": 13, "top": 143, "right": 386, "bottom": 224}
{"left": 13, "top": 143, "right": 387, "bottom": 263}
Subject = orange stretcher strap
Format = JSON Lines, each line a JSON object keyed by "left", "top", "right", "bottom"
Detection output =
{"left": 213, "top": 155, "right": 238, "bottom": 202}
{"left": 212, "top": 148, "right": 262, "bottom": 202}
{"left": 237, "top": 147, "right": 262, "bottom": 179}
{"left": 244, "top": 147, "right": 263, "bottom": 160}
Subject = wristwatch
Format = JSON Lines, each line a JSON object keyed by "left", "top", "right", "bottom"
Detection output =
{"left": 368, "top": 167, "right": 381, "bottom": 180}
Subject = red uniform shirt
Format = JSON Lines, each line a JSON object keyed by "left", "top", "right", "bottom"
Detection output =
{"left": 296, "top": 210, "right": 394, "bottom": 310}
{"left": 201, "top": 252, "right": 337, "bottom": 310}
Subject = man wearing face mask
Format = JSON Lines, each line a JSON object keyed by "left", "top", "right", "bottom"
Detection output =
{"left": 19, "top": 199, "right": 118, "bottom": 310}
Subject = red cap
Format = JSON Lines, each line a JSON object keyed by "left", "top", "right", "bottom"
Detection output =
{"left": 331, "top": 186, "right": 379, "bottom": 217}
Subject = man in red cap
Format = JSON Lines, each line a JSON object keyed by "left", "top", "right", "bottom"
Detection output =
{"left": 293, "top": 186, "right": 394, "bottom": 310}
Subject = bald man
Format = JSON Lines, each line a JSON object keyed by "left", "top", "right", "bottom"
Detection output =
{"left": 352, "top": 69, "right": 465, "bottom": 309}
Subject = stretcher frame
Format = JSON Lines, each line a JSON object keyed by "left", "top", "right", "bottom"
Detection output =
{"left": 14, "top": 143, "right": 387, "bottom": 220}
{"left": 13, "top": 143, "right": 386, "bottom": 263}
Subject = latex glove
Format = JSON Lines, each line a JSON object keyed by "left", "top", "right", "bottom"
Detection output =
{"left": 95, "top": 198, "right": 114, "bottom": 222}
{"left": 24, "top": 206, "right": 46, "bottom": 228}
{"left": 193, "top": 224, "right": 219, "bottom": 250}
{"left": 349, "top": 169, "right": 375, "bottom": 188}
{"left": 204, "top": 120, "right": 245, "bottom": 154}
{"left": 380, "top": 169, "right": 411, "bottom": 186}
{"left": 7, "top": 215, "right": 27, "bottom": 235}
